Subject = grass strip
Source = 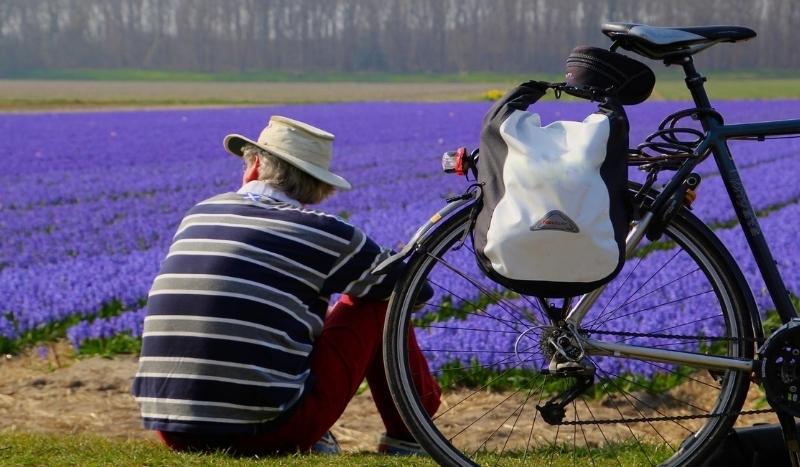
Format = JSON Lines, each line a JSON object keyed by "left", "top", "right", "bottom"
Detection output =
{"left": 0, "top": 299, "right": 135, "bottom": 355}
{"left": 0, "top": 432, "right": 435, "bottom": 466}
{"left": 0, "top": 68, "right": 555, "bottom": 83}
{"left": 0, "top": 431, "right": 668, "bottom": 466}
{"left": 0, "top": 92, "right": 601, "bottom": 110}
{"left": 3, "top": 76, "right": 800, "bottom": 111}
{"left": 436, "top": 357, "right": 700, "bottom": 397}
{"left": 75, "top": 333, "right": 141, "bottom": 358}
{"left": 0, "top": 98, "right": 331, "bottom": 110}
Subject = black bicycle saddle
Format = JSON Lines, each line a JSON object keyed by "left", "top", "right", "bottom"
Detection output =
{"left": 602, "top": 22, "right": 756, "bottom": 60}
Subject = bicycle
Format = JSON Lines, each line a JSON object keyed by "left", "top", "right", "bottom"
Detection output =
{"left": 374, "top": 23, "right": 800, "bottom": 466}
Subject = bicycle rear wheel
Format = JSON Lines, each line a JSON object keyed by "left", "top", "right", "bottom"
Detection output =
{"left": 383, "top": 196, "right": 756, "bottom": 466}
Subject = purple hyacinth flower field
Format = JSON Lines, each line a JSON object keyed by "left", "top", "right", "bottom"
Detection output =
{"left": 1, "top": 100, "right": 799, "bottom": 381}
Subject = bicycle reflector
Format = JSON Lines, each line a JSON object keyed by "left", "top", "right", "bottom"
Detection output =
{"left": 759, "top": 318, "right": 800, "bottom": 417}
{"left": 442, "top": 147, "right": 471, "bottom": 176}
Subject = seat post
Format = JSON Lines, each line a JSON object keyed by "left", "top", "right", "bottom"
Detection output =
{"left": 664, "top": 55, "right": 711, "bottom": 114}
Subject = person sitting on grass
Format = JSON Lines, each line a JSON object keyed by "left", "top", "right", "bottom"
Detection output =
{"left": 131, "top": 115, "right": 441, "bottom": 455}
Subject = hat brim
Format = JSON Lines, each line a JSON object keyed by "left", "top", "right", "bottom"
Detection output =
{"left": 223, "top": 134, "right": 352, "bottom": 190}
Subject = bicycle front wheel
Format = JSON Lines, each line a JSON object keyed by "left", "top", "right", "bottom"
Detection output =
{"left": 383, "top": 198, "right": 756, "bottom": 466}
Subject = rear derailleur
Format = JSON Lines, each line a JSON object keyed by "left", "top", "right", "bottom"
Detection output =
{"left": 536, "top": 324, "right": 596, "bottom": 425}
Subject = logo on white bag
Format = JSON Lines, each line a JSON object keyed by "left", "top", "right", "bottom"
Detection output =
{"left": 530, "top": 210, "right": 580, "bottom": 233}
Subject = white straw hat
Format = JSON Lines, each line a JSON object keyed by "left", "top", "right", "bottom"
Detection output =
{"left": 223, "top": 116, "right": 351, "bottom": 190}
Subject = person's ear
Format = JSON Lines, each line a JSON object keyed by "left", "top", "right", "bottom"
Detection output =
{"left": 243, "top": 156, "right": 260, "bottom": 184}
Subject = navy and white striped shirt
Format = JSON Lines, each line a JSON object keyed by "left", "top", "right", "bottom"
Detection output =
{"left": 131, "top": 181, "right": 411, "bottom": 434}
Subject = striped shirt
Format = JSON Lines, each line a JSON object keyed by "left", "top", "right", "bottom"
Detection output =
{"left": 131, "top": 181, "right": 415, "bottom": 434}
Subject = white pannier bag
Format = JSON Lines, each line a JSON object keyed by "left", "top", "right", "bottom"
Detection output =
{"left": 473, "top": 81, "right": 630, "bottom": 298}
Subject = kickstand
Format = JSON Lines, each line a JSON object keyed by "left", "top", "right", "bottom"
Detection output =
{"left": 778, "top": 410, "right": 800, "bottom": 466}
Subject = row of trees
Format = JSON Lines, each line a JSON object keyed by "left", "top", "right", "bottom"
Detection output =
{"left": 1, "top": 0, "right": 797, "bottom": 75}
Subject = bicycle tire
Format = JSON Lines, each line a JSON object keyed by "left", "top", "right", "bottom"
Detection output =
{"left": 383, "top": 189, "right": 757, "bottom": 467}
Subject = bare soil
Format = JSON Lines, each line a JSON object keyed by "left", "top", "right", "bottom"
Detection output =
{"left": 0, "top": 342, "right": 392, "bottom": 451}
{"left": 0, "top": 342, "right": 779, "bottom": 453}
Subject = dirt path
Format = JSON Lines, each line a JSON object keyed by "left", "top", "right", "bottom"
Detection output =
{"left": 0, "top": 343, "right": 394, "bottom": 451}
{"left": 0, "top": 343, "right": 780, "bottom": 453}
{"left": 0, "top": 80, "right": 508, "bottom": 112}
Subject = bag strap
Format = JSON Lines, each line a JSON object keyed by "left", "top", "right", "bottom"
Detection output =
{"left": 483, "top": 80, "right": 550, "bottom": 129}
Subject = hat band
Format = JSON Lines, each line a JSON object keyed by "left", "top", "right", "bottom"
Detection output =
{"left": 260, "top": 141, "right": 331, "bottom": 169}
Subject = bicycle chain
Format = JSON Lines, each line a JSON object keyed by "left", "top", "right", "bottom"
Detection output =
{"left": 554, "top": 328, "right": 773, "bottom": 425}
{"left": 584, "top": 328, "right": 763, "bottom": 343}
{"left": 559, "top": 408, "right": 774, "bottom": 426}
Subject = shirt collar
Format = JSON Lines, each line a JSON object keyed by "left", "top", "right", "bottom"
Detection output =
{"left": 237, "top": 180, "right": 301, "bottom": 207}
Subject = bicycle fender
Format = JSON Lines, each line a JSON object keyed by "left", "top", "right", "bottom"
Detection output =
{"left": 372, "top": 196, "right": 478, "bottom": 276}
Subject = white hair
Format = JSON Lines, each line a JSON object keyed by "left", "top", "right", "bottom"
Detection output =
{"left": 241, "top": 144, "right": 335, "bottom": 205}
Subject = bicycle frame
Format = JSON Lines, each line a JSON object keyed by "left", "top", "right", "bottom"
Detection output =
{"left": 568, "top": 55, "right": 800, "bottom": 373}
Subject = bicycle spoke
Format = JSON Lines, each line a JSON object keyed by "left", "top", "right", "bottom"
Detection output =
{"left": 581, "top": 399, "right": 623, "bottom": 467}
{"left": 470, "top": 389, "right": 528, "bottom": 458}
{"left": 546, "top": 421, "right": 561, "bottom": 467}
{"left": 576, "top": 401, "right": 597, "bottom": 467}
{"left": 646, "top": 338, "right": 724, "bottom": 349}
{"left": 427, "top": 345, "right": 544, "bottom": 409}
{"left": 422, "top": 324, "right": 538, "bottom": 335}
{"left": 428, "top": 252, "right": 523, "bottom": 316}
{"left": 599, "top": 290, "right": 713, "bottom": 325}
{"left": 458, "top": 388, "right": 522, "bottom": 449}
{"left": 523, "top": 375, "right": 549, "bottom": 464}
{"left": 592, "top": 255, "right": 644, "bottom": 324}
{"left": 464, "top": 243, "right": 548, "bottom": 323}
{"left": 646, "top": 312, "right": 726, "bottom": 336}
{"left": 517, "top": 294, "right": 549, "bottom": 323}
{"left": 423, "top": 348, "right": 528, "bottom": 355}
{"left": 591, "top": 249, "right": 683, "bottom": 326}
{"left": 572, "top": 401, "right": 578, "bottom": 466}
{"left": 603, "top": 383, "right": 655, "bottom": 466}
{"left": 597, "top": 366, "right": 711, "bottom": 418}
{"left": 496, "top": 385, "right": 536, "bottom": 466}
{"left": 605, "top": 266, "right": 702, "bottom": 317}
{"left": 599, "top": 312, "right": 725, "bottom": 346}
{"left": 410, "top": 347, "right": 535, "bottom": 405}
{"left": 427, "top": 279, "right": 525, "bottom": 331}
{"left": 416, "top": 333, "right": 540, "bottom": 402}
{"left": 431, "top": 356, "right": 532, "bottom": 375}
{"left": 426, "top": 251, "right": 535, "bottom": 327}
{"left": 593, "top": 366, "right": 683, "bottom": 448}
{"left": 433, "top": 356, "right": 534, "bottom": 422}
{"left": 634, "top": 360, "right": 723, "bottom": 390}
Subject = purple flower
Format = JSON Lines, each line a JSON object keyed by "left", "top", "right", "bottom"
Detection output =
{"left": 1, "top": 100, "right": 798, "bottom": 380}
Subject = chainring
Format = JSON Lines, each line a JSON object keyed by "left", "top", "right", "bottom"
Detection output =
{"left": 760, "top": 317, "right": 800, "bottom": 417}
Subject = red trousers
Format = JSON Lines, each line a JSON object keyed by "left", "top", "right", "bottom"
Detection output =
{"left": 158, "top": 294, "right": 441, "bottom": 454}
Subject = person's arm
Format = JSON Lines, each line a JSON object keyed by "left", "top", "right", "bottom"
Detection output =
{"left": 322, "top": 226, "right": 433, "bottom": 303}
